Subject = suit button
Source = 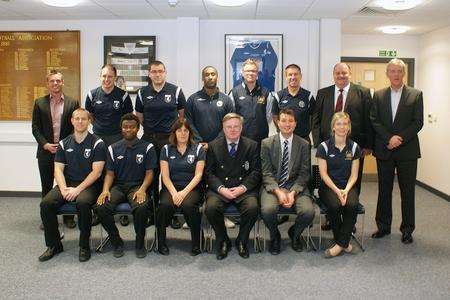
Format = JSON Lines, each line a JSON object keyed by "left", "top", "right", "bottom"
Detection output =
{"left": 221, "top": 165, "right": 224, "bottom": 169}
{"left": 225, "top": 177, "right": 228, "bottom": 181}
{"left": 239, "top": 177, "right": 242, "bottom": 180}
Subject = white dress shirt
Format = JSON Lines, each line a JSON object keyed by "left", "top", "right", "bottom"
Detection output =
{"left": 390, "top": 85, "right": 403, "bottom": 121}
{"left": 279, "top": 133, "right": 293, "bottom": 161}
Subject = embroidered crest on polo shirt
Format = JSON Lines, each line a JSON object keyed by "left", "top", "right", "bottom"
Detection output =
{"left": 164, "top": 95, "right": 172, "bottom": 103}
{"left": 66, "top": 148, "right": 74, "bottom": 152}
{"left": 136, "top": 154, "right": 144, "bottom": 164}
{"left": 187, "top": 154, "right": 195, "bottom": 164}
{"left": 257, "top": 96, "right": 266, "bottom": 104}
{"left": 299, "top": 101, "right": 305, "bottom": 108}
{"left": 345, "top": 150, "right": 353, "bottom": 160}
{"left": 216, "top": 100, "right": 223, "bottom": 107}
{"left": 244, "top": 161, "right": 250, "bottom": 170}
{"left": 113, "top": 100, "right": 120, "bottom": 109}
{"left": 84, "top": 149, "right": 91, "bottom": 158}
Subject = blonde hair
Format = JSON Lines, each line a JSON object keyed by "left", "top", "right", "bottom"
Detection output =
{"left": 222, "top": 113, "right": 244, "bottom": 124}
{"left": 242, "top": 59, "right": 259, "bottom": 70}
{"left": 331, "top": 111, "right": 351, "bottom": 136}
{"left": 386, "top": 58, "right": 406, "bottom": 72}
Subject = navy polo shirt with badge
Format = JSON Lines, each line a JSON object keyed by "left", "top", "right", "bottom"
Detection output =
{"left": 55, "top": 133, "right": 106, "bottom": 182}
{"left": 160, "top": 143, "right": 206, "bottom": 189}
{"left": 135, "top": 82, "right": 186, "bottom": 134}
{"left": 316, "top": 138, "right": 361, "bottom": 189}
{"left": 229, "top": 82, "right": 270, "bottom": 143}
{"left": 85, "top": 86, "right": 133, "bottom": 136}
{"left": 271, "top": 87, "right": 315, "bottom": 138}
{"left": 106, "top": 139, "right": 157, "bottom": 186}
{"left": 185, "top": 88, "right": 234, "bottom": 143}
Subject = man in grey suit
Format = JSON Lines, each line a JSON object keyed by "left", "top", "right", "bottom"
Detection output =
{"left": 370, "top": 58, "right": 423, "bottom": 244}
{"left": 260, "top": 108, "right": 315, "bottom": 255}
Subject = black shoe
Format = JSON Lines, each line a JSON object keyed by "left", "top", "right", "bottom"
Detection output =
{"left": 216, "top": 240, "right": 231, "bottom": 260}
{"left": 63, "top": 216, "right": 76, "bottom": 229}
{"left": 288, "top": 226, "right": 303, "bottom": 252}
{"left": 277, "top": 215, "right": 289, "bottom": 225}
{"left": 371, "top": 229, "right": 391, "bottom": 239}
{"left": 119, "top": 215, "right": 129, "bottom": 226}
{"left": 158, "top": 243, "right": 169, "bottom": 255}
{"left": 235, "top": 240, "right": 249, "bottom": 258}
{"left": 38, "top": 245, "right": 63, "bottom": 262}
{"left": 321, "top": 222, "right": 332, "bottom": 231}
{"left": 190, "top": 246, "right": 202, "bottom": 256}
{"left": 268, "top": 231, "right": 281, "bottom": 255}
{"left": 135, "top": 247, "right": 147, "bottom": 258}
{"left": 170, "top": 216, "right": 182, "bottom": 229}
{"left": 401, "top": 232, "right": 413, "bottom": 244}
{"left": 91, "top": 213, "right": 100, "bottom": 226}
{"left": 113, "top": 244, "right": 124, "bottom": 258}
{"left": 79, "top": 247, "right": 91, "bottom": 262}
{"left": 352, "top": 226, "right": 357, "bottom": 234}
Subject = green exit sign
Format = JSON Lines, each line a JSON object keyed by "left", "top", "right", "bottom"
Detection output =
{"left": 379, "top": 50, "right": 397, "bottom": 57}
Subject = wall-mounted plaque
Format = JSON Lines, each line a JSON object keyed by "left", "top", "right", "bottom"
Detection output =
{"left": 0, "top": 31, "right": 80, "bottom": 120}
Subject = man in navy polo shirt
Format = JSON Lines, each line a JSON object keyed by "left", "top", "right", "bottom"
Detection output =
{"left": 185, "top": 66, "right": 234, "bottom": 150}
{"left": 229, "top": 59, "right": 271, "bottom": 145}
{"left": 95, "top": 113, "right": 157, "bottom": 258}
{"left": 39, "top": 108, "right": 106, "bottom": 263}
{"left": 271, "top": 64, "right": 315, "bottom": 143}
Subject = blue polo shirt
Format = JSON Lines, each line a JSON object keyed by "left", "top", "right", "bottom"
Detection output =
{"left": 135, "top": 82, "right": 186, "bottom": 134}
{"left": 229, "top": 82, "right": 270, "bottom": 143}
{"left": 106, "top": 138, "right": 157, "bottom": 185}
{"left": 55, "top": 133, "right": 106, "bottom": 182}
{"left": 271, "top": 87, "right": 315, "bottom": 138}
{"left": 85, "top": 86, "right": 133, "bottom": 136}
{"left": 160, "top": 143, "right": 206, "bottom": 189}
{"left": 316, "top": 138, "right": 361, "bottom": 189}
{"left": 185, "top": 88, "right": 234, "bottom": 143}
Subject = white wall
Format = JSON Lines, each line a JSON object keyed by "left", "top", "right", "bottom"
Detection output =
{"left": 0, "top": 18, "right": 340, "bottom": 192}
{"left": 417, "top": 26, "right": 450, "bottom": 195}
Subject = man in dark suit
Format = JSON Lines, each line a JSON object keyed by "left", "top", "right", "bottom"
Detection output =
{"left": 205, "top": 113, "right": 261, "bottom": 260}
{"left": 32, "top": 70, "right": 80, "bottom": 228}
{"left": 261, "top": 109, "right": 314, "bottom": 255}
{"left": 370, "top": 58, "right": 423, "bottom": 244}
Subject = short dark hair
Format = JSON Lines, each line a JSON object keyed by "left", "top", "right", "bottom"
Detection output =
{"left": 202, "top": 65, "right": 217, "bottom": 77}
{"left": 149, "top": 60, "right": 166, "bottom": 70}
{"left": 285, "top": 64, "right": 301, "bottom": 73}
{"left": 101, "top": 64, "right": 117, "bottom": 77}
{"left": 169, "top": 118, "right": 195, "bottom": 146}
{"left": 279, "top": 108, "right": 296, "bottom": 121}
{"left": 120, "top": 113, "right": 140, "bottom": 129}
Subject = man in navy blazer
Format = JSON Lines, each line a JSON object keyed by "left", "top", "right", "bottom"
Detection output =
{"left": 370, "top": 58, "right": 423, "bottom": 244}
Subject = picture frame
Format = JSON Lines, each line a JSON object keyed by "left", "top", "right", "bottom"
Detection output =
{"left": 104, "top": 36, "right": 156, "bottom": 93}
{"left": 225, "top": 34, "right": 283, "bottom": 93}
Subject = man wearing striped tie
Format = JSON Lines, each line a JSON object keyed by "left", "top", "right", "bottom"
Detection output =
{"left": 260, "top": 108, "right": 315, "bottom": 255}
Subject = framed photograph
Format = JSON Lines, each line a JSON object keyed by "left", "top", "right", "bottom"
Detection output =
{"left": 225, "top": 34, "right": 283, "bottom": 93}
{"left": 104, "top": 36, "right": 156, "bottom": 93}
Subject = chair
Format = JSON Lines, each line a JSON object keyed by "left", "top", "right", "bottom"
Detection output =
{"left": 204, "top": 203, "right": 261, "bottom": 253}
{"left": 166, "top": 205, "right": 205, "bottom": 252}
{"left": 311, "top": 165, "right": 366, "bottom": 251}
{"left": 56, "top": 202, "right": 78, "bottom": 241}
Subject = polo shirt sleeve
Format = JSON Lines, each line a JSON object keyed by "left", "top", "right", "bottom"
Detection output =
{"left": 55, "top": 141, "right": 66, "bottom": 163}
{"left": 353, "top": 143, "right": 362, "bottom": 160}
{"left": 270, "top": 92, "right": 280, "bottom": 115}
{"left": 85, "top": 90, "right": 94, "bottom": 113}
{"left": 145, "top": 143, "right": 158, "bottom": 170}
{"left": 225, "top": 95, "right": 235, "bottom": 113}
{"left": 176, "top": 88, "right": 186, "bottom": 110}
{"left": 122, "top": 91, "right": 133, "bottom": 114}
{"left": 135, "top": 89, "right": 144, "bottom": 113}
{"left": 160, "top": 144, "right": 169, "bottom": 162}
{"left": 105, "top": 145, "right": 115, "bottom": 171}
{"left": 316, "top": 143, "right": 327, "bottom": 159}
{"left": 308, "top": 93, "right": 316, "bottom": 116}
{"left": 197, "top": 145, "right": 206, "bottom": 161}
{"left": 92, "top": 139, "right": 107, "bottom": 162}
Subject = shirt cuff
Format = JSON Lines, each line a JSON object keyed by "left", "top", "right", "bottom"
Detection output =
{"left": 217, "top": 185, "right": 225, "bottom": 193}
{"left": 239, "top": 185, "right": 247, "bottom": 192}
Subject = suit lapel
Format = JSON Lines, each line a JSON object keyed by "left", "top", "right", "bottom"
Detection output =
{"left": 272, "top": 135, "right": 281, "bottom": 173}
{"left": 344, "top": 83, "right": 354, "bottom": 111}
{"left": 385, "top": 88, "right": 394, "bottom": 125}
{"left": 393, "top": 86, "right": 409, "bottom": 125}
{"left": 289, "top": 135, "right": 300, "bottom": 173}
{"left": 44, "top": 95, "right": 54, "bottom": 142}
{"left": 327, "top": 86, "right": 335, "bottom": 115}
{"left": 60, "top": 94, "right": 70, "bottom": 137}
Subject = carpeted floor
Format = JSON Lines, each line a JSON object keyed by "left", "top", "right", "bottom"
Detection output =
{"left": 0, "top": 182, "right": 449, "bottom": 299}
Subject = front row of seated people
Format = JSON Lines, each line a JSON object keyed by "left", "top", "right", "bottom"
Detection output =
{"left": 39, "top": 108, "right": 360, "bottom": 262}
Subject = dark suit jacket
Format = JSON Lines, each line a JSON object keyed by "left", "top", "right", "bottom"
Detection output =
{"left": 31, "top": 94, "right": 80, "bottom": 160}
{"left": 369, "top": 85, "right": 423, "bottom": 161}
{"left": 313, "top": 83, "right": 373, "bottom": 149}
{"left": 261, "top": 134, "right": 310, "bottom": 194}
{"left": 206, "top": 136, "right": 261, "bottom": 200}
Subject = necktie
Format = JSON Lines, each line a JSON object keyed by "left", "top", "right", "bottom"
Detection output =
{"left": 229, "top": 142, "right": 237, "bottom": 157}
{"left": 279, "top": 140, "right": 289, "bottom": 188}
{"left": 335, "top": 89, "right": 344, "bottom": 112}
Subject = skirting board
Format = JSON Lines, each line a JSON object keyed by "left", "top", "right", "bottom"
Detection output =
{"left": 416, "top": 180, "right": 450, "bottom": 202}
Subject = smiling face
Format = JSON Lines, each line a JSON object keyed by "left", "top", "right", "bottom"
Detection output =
{"left": 277, "top": 112, "right": 296, "bottom": 137}
{"left": 71, "top": 110, "right": 91, "bottom": 134}
{"left": 242, "top": 63, "right": 258, "bottom": 85}
{"left": 285, "top": 67, "right": 301, "bottom": 89}
{"left": 223, "top": 117, "right": 242, "bottom": 142}
{"left": 100, "top": 66, "right": 116, "bottom": 91}
{"left": 47, "top": 73, "right": 64, "bottom": 95}
{"left": 386, "top": 63, "right": 405, "bottom": 90}
{"left": 332, "top": 116, "right": 351, "bottom": 138}
{"left": 333, "top": 63, "right": 351, "bottom": 89}
{"left": 121, "top": 119, "right": 139, "bottom": 141}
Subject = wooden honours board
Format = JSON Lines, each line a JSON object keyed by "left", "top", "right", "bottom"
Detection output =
{"left": 0, "top": 31, "right": 80, "bottom": 120}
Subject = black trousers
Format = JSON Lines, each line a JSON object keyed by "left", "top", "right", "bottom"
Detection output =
{"left": 320, "top": 186, "right": 359, "bottom": 248}
{"left": 95, "top": 183, "right": 151, "bottom": 249}
{"left": 157, "top": 189, "right": 203, "bottom": 247}
{"left": 37, "top": 155, "right": 55, "bottom": 199}
{"left": 376, "top": 158, "right": 417, "bottom": 234}
{"left": 205, "top": 193, "right": 259, "bottom": 246}
{"left": 40, "top": 181, "right": 99, "bottom": 249}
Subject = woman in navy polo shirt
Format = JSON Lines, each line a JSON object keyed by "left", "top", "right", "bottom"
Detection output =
{"left": 316, "top": 112, "right": 361, "bottom": 258}
{"left": 157, "top": 118, "right": 206, "bottom": 256}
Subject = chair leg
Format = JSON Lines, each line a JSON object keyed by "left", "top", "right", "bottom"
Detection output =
{"left": 351, "top": 213, "right": 365, "bottom": 251}
{"left": 319, "top": 213, "right": 323, "bottom": 250}
{"left": 96, "top": 235, "right": 110, "bottom": 253}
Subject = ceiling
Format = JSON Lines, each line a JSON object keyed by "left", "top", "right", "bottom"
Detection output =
{"left": 0, "top": 0, "right": 449, "bottom": 35}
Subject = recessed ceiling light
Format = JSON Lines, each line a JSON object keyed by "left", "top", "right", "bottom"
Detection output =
{"left": 374, "top": 0, "right": 423, "bottom": 11}
{"left": 379, "top": 25, "right": 410, "bottom": 34}
{"left": 42, "top": 0, "right": 82, "bottom": 7}
{"left": 211, "top": 0, "right": 250, "bottom": 7}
